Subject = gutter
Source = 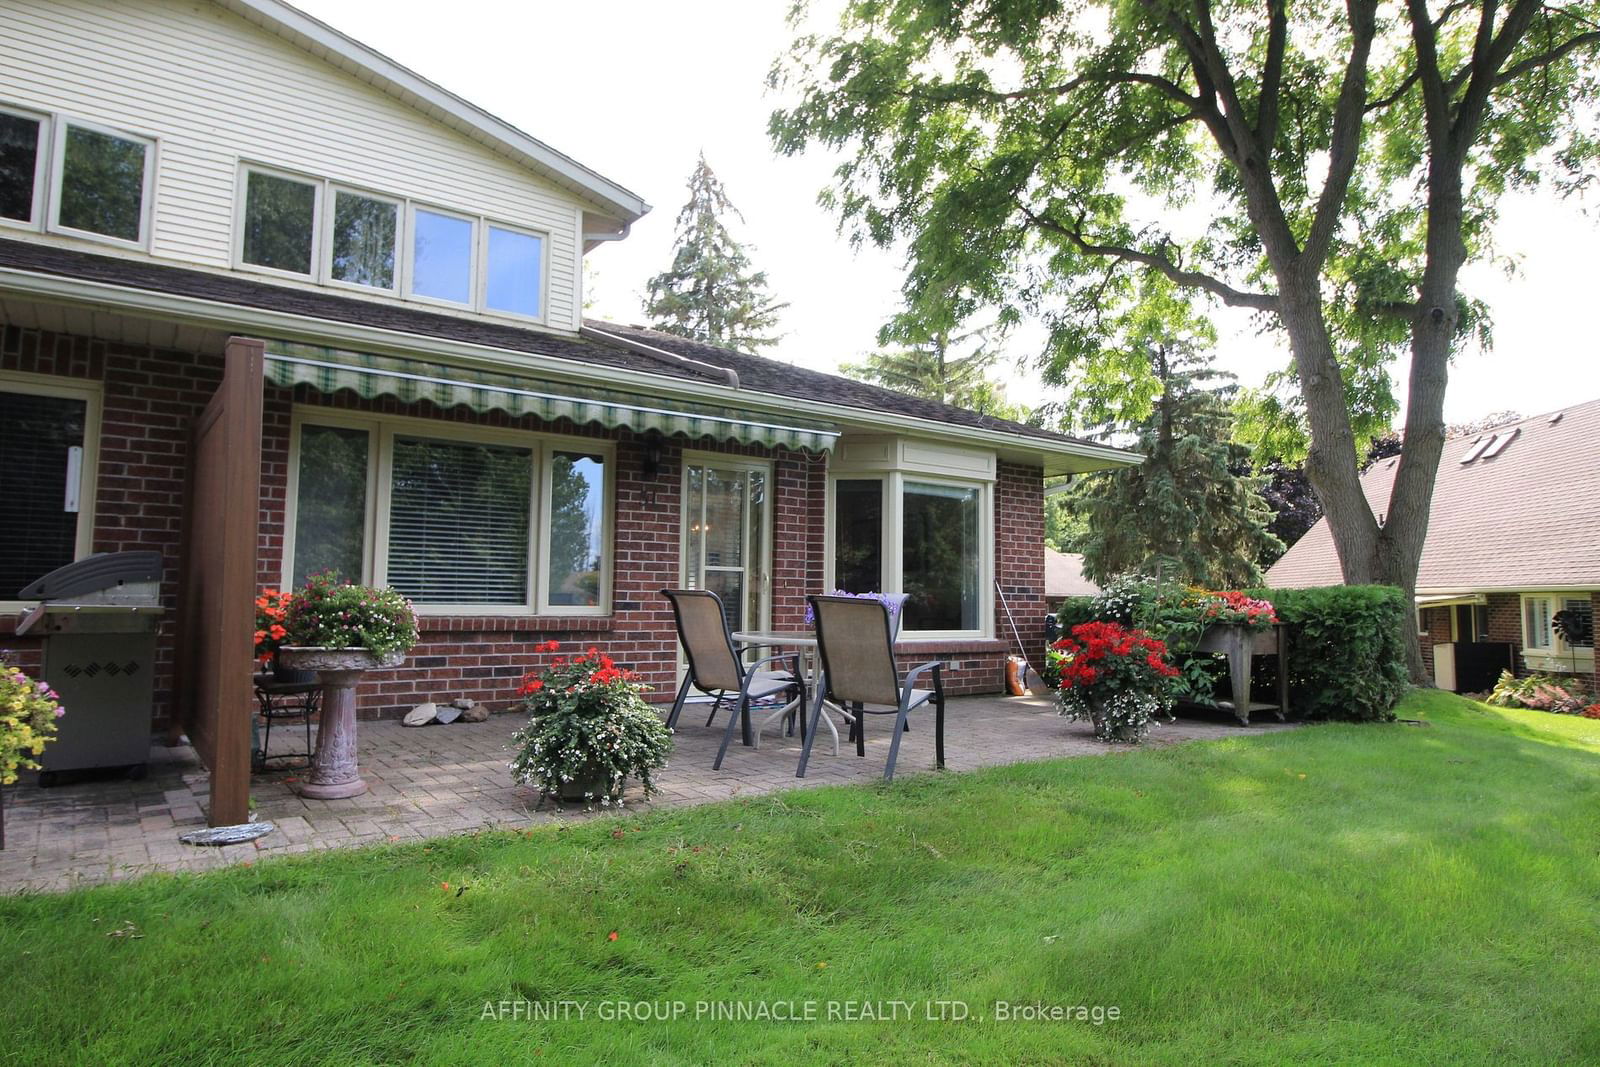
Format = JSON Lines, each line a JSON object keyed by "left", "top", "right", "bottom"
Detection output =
{"left": 0, "top": 266, "right": 1139, "bottom": 471}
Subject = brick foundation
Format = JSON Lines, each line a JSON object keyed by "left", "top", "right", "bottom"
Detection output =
{"left": 3, "top": 324, "right": 1050, "bottom": 724}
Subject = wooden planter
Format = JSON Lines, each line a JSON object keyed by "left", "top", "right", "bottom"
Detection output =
{"left": 277, "top": 646, "right": 405, "bottom": 799}
{"left": 1191, "top": 622, "right": 1290, "bottom": 726}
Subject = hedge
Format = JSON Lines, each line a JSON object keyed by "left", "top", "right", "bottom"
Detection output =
{"left": 1244, "top": 585, "right": 1409, "bottom": 723}
{"left": 1055, "top": 583, "right": 1409, "bottom": 722}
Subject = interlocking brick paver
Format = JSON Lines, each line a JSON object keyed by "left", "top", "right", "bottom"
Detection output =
{"left": 0, "top": 695, "right": 1295, "bottom": 893}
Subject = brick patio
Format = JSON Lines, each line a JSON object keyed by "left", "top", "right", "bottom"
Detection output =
{"left": 0, "top": 695, "right": 1295, "bottom": 893}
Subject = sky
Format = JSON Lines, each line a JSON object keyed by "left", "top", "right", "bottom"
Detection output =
{"left": 296, "top": 0, "right": 1600, "bottom": 427}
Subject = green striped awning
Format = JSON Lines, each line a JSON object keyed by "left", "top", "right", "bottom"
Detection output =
{"left": 262, "top": 342, "right": 838, "bottom": 453}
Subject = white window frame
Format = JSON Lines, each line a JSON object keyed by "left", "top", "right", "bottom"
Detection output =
{"left": 0, "top": 103, "right": 50, "bottom": 232}
{"left": 0, "top": 371, "right": 103, "bottom": 611}
{"left": 282, "top": 408, "right": 613, "bottom": 616}
{"left": 824, "top": 468, "right": 995, "bottom": 641}
{"left": 479, "top": 219, "right": 549, "bottom": 325}
{"left": 48, "top": 116, "right": 157, "bottom": 250}
{"left": 1519, "top": 592, "right": 1596, "bottom": 668}
{"left": 678, "top": 451, "right": 776, "bottom": 636}
{"left": 404, "top": 202, "right": 479, "bottom": 310}
{"left": 233, "top": 163, "right": 323, "bottom": 281}
{"left": 323, "top": 183, "right": 402, "bottom": 295}
{"left": 536, "top": 445, "right": 614, "bottom": 617}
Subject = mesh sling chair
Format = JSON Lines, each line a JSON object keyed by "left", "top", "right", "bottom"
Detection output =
{"left": 660, "top": 589, "right": 807, "bottom": 769}
{"left": 797, "top": 594, "right": 945, "bottom": 781}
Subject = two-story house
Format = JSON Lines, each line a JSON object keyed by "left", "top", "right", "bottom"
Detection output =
{"left": 0, "top": 0, "right": 1136, "bottom": 822}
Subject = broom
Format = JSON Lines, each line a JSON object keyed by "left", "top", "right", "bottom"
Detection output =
{"left": 994, "top": 579, "right": 1036, "bottom": 692}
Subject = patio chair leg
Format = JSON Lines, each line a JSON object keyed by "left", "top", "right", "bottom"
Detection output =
{"left": 666, "top": 674, "right": 693, "bottom": 729}
{"left": 705, "top": 692, "right": 724, "bottom": 728}
{"left": 884, "top": 703, "right": 913, "bottom": 781}
{"left": 712, "top": 694, "right": 748, "bottom": 771}
{"left": 795, "top": 686, "right": 828, "bottom": 778}
{"left": 854, "top": 702, "right": 866, "bottom": 757}
{"left": 935, "top": 694, "right": 945, "bottom": 769}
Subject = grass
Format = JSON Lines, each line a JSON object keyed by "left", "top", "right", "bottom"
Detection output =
{"left": 4, "top": 690, "right": 1599, "bottom": 1065}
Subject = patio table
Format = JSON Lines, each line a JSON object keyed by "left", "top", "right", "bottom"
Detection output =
{"left": 732, "top": 630, "right": 847, "bottom": 756}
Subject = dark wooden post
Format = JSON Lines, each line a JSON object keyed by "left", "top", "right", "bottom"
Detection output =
{"left": 174, "top": 337, "right": 263, "bottom": 827}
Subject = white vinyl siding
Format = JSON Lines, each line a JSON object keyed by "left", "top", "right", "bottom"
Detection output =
{"left": 0, "top": 0, "right": 584, "bottom": 329}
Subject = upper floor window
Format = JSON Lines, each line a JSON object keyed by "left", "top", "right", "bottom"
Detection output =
{"left": 241, "top": 169, "right": 319, "bottom": 275}
{"left": 409, "top": 207, "right": 474, "bottom": 305}
{"left": 52, "top": 121, "right": 153, "bottom": 246}
{"left": 2, "top": 105, "right": 153, "bottom": 247}
{"left": 235, "top": 163, "right": 544, "bottom": 320}
{"left": 0, "top": 109, "right": 47, "bottom": 226}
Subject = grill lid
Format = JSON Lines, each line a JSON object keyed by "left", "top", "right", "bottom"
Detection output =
{"left": 17, "top": 551, "right": 163, "bottom": 602}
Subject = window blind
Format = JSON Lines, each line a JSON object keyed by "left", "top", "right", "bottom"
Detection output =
{"left": 387, "top": 437, "right": 531, "bottom": 604}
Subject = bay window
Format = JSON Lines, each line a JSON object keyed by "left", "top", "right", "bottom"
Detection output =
{"left": 827, "top": 457, "right": 993, "bottom": 638}
{"left": 1521, "top": 593, "right": 1595, "bottom": 664}
{"left": 285, "top": 414, "right": 610, "bottom": 614}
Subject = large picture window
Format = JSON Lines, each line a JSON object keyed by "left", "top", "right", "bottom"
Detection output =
{"left": 286, "top": 415, "right": 610, "bottom": 614}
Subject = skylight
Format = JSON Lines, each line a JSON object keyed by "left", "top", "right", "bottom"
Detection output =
{"left": 1481, "top": 427, "right": 1520, "bottom": 458}
{"left": 1459, "top": 436, "right": 1492, "bottom": 464}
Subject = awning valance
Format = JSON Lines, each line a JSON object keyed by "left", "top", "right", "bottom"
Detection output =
{"left": 261, "top": 341, "right": 839, "bottom": 453}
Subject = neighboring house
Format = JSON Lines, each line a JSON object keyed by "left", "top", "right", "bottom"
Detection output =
{"left": 1267, "top": 400, "right": 1600, "bottom": 691}
{"left": 1044, "top": 549, "right": 1100, "bottom": 610}
{"left": 0, "top": 0, "right": 1138, "bottom": 748}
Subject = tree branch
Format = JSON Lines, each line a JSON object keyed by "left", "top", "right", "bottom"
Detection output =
{"left": 1305, "top": 0, "right": 1379, "bottom": 268}
{"left": 1493, "top": 29, "right": 1600, "bottom": 82}
{"left": 1016, "top": 202, "right": 1281, "bottom": 311}
{"left": 1451, "top": 0, "right": 1543, "bottom": 152}
{"left": 1257, "top": 0, "right": 1289, "bottom": 149}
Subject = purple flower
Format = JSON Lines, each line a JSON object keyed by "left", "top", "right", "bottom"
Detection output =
{"left": 55, "top": 706, "right": 66, "bottom": 718}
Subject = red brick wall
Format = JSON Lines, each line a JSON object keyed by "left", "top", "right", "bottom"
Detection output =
{"left": 1484, "top": 593, "right": 1526, "bottom": 675}
{"left": 4, "top": 324, "right": 1048, "bottom": 725}
{"left": 994, "top": 460, "right": 1048, "bottom": 680}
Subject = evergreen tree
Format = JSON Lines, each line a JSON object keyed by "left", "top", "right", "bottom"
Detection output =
{"left": 1067, "top": 289, "right": 1281, "bottom": 586}
{"left": 842, "top": 323, "right": 996, "bottom": 408}
{"left": 643, "top": 155, "right": 785, "bottom": 354}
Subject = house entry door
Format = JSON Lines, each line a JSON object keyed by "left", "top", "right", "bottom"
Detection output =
{"left": 682, "top": 460, "right": 770, "bottom": 635}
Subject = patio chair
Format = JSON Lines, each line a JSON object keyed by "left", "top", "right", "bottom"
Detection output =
{"left": 660, "top": 589, "right": 806, "bottom": 770}
{"left": 797, "top": 594, "right": 945, "bottom": 782}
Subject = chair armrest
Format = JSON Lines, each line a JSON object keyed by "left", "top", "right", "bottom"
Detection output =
{"left": 901, "top": 660, "right": 943, "bottom": 689}
{"left": 738, "top": 654, "right": 804, "bottom": 699}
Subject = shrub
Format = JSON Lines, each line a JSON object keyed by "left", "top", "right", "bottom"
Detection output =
{"left": 1, "top": 664, "right": 64, "bottom": 785}
{"left": 1050, "top": 621, "right": 1180, "bottom": 743}
{"left": 1243, "top": 585, "right": 1409, "bottom": 722}
{"left": 283, "top": 572, "right": 419, "bottom": 659}
{"left": 1486, "top": 670, "right": 1591, "bottom": 713}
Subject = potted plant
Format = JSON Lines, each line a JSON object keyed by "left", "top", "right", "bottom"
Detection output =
{"left": 1, "top": 663, "right": 64, "bottom": 850}
{"left": 1050, "top": 620, "right": 1180, "bottom": 743}
{"left": 508, "top": 642, "right": 672, "bottom": 807}
{"left": 276, "top": 572, "right": 419, "bottom": 799}
{"left": 254, "top": 589, "right": 315, "bottom": 683}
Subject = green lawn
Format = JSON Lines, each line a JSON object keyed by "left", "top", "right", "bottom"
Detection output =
{"left": 5, "top": 690, "right": 1599, "bottom": 1065}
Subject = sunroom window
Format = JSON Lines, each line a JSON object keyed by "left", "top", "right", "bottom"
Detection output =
{"left": 902, "top": 481, "right": 981, "bottom": 632}
{"left": 0, "top": 110, "right": 45, "bottom": 225}
{"left": 287, "top": 418, "right": 609, "bottom": 613}
{"left": 833, "top": 478, "right": 884, "bottom": 594}
{"left": 241, "top": 169, "right": 318, "bottom": 275}
{"left": 54, "top": 122, "right": 151, "bottom": 244}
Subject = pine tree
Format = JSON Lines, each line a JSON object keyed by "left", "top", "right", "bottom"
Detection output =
{"left": 1071, "top": 344, "right": 1281, "bottom": 589}
{"left": 842, "top": 303, "right": 1027, "bottom": 417}
{"left": 643, "top": 156, "right": 785, "bottom": 354}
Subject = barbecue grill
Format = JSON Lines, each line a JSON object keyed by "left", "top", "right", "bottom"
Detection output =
{"left": 15, "top": 551, "right": 164, "bottom": 782}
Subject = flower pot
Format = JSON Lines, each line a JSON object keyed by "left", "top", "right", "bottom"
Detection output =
{"left": 276, "top": 647, "right": 406, "bottom": 673}
{"left": 270, "top": 649, "right": 317, "bottom": 686}
{"left": 557, "top": 766, "right": 617, "bottom": 802}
